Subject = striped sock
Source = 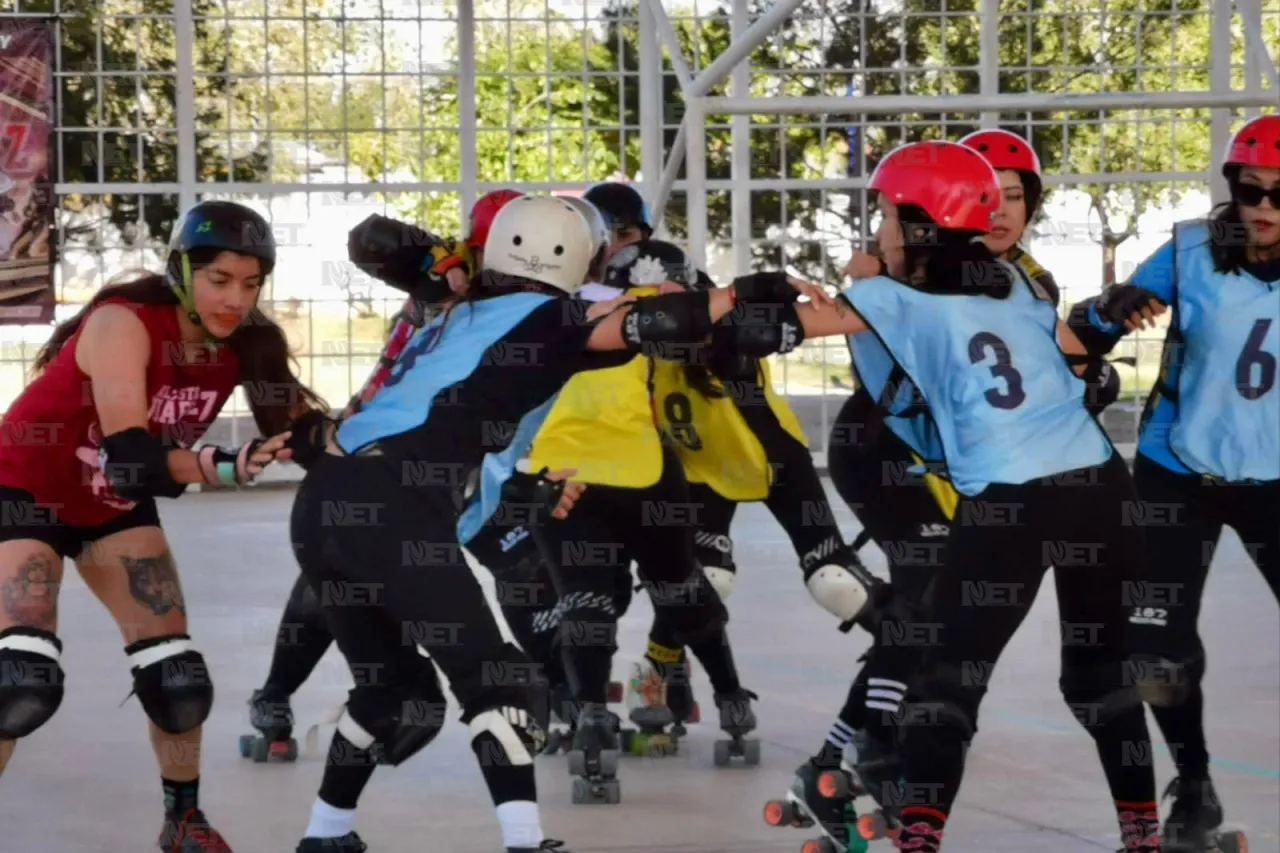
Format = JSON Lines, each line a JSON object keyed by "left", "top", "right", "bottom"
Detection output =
{"left": 1116, "top": 800, "right": 1159, "bottom": 852}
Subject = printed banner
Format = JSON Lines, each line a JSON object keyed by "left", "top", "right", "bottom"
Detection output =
{"left": 0, "top": 20, "right": 55, "bottom": 324}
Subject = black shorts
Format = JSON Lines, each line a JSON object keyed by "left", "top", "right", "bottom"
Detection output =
{"left": 0, "top": 485, "right": 162, "bottom": 561}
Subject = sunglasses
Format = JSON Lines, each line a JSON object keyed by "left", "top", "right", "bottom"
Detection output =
{"left": 1232, "top": 181, "right": 1280, "bottom": 209}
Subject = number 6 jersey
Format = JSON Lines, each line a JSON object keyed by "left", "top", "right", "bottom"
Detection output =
{"left": 842, "top": 264, "right": 1112, "bottom": 497}
{"left": 0, "top": 299, "right": 240, "bottom": 525}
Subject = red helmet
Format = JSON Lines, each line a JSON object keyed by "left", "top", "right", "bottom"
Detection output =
{"left": 466, "top": 189, "right": 525, "bottom": 250}
{"left": 958, "top": 129, "right": 1042, "bottom": 176}
{"left": 1223, "top": 115, "right": 1280, "bottom": 174}
{"left": 869, "top": 141, "right": 1001, "bottom": 233}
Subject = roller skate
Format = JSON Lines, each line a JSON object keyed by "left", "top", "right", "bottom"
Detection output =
{"left": 296, "top": 832, "right": 367, "bottom": 853}
{"left": 620, "top": 659, "right": 680, "bottom": 757}
{"left": 238, "top": 686, "right": 298, "bottom": 763}
{"left": 1161, "top": 775, "right": 1248, "bottom": 853}
{"left": 566, "top": 702, "right": 621, "bottom": 805}
{"left": 159, "top": 808, "right": 233, "bottom": 853}
{"left": 542, "top": 681, "right": 623, "bottom": 755}
{"left": 762, "top": 760, "right": 869, "bottom": 853}
{"left": 839, "top": 728, "right": 905, "bottom": 843}
{"left": 663, "top": 650, "right": 701, "bottom": 736}
{"left": 712, "top": 687, "right": 761, "bottom": 766}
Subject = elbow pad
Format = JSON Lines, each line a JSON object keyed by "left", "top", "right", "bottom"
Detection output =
{"left": 1082, "top": 359, "right": 1121, "bottom": 415}
{"left": 99, "top": 427, "right": 186, "bottom": 501}
{"left": 712, "top": 301, "right": 805, "bottom": 358}
{"left": 285, "top": 410, "right": 335, "bottom": 471}
{"left": 621, "top": 290, "right": 713, "bottom": 362}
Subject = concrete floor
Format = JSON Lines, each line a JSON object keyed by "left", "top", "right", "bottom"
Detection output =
{"left": 3, "top": 485, "right": 1276, "bottom": 853}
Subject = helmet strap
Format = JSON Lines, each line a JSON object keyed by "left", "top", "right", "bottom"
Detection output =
{"left": 171, "top": 253, "right": 232, "bottom": 347}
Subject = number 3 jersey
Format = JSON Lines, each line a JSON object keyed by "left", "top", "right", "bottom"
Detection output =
{"left": 842, "top": 266, "right": 1111, "bottom": 497}
{"left": 0, "top": 299, "right": 240, "bottom": 525}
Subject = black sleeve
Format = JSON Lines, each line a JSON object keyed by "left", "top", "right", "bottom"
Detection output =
{"left": 498, "top": 299, "right": 632, "bottom": 382}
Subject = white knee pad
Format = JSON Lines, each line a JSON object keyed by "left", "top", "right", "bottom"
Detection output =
{"left": 703, "top": 565, "right": 735, "bottom": 601}
{"left": 805, "top": 563, "right": 871, "bottom": 623}
{"left": 467, "top": 706, "right": 541, "bottom": 766}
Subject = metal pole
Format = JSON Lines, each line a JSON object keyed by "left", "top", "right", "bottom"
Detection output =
{"left": 174, "top": 0, "right": 197, "bottom": 211}
{"left": 685, "top": 99, "right": 708, "bottom": 270}
{"left": 978, "top": 0, "right": 1000, "bottom": 130}
{"left": 1209, "top": 1, "right": 1233, "bottom": 207}
{"left": 730, "top": 0, "right": 751, "bottom": 277}
{"left": 704, "top": 89, "right": 1279, "bottom": 116}
{"left": 686, "top": 0, "right": 808, "bottom": 98}
{"left": 457, "top": 0, "right": 477, "bottom": 214}
{"left": 1235, "top": 0, "right": 1280, "bottom": 90}
{"left": 638, "top": 0, "right": 663, "bottom": 205}
{"left": 641, "top": 0, "right": 694, "bottom": 93}
{"left": 652, "top": 121, "right": 687, "bottom": 233}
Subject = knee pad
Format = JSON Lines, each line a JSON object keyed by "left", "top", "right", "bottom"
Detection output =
{"left": 801, "top": 537, "right": 885, "bottom": 630}
{"left": 1125, "top": 652, "right": 1203, "bottom": 708}
{"left": 449, "top": 642, "right": 551, "bottom": 728}
{"left": 901, "top": 664, "right": 982, "bottom": 741}
{"left": 702, "top": 564, "right": 736, "bottom": 601}
{"left": 126, "top": 635, "right": 213, "bottom": 735}
{"left": 339, "top": 661, "right": 447, "bottom": 767}
{"left": 0, "top": 627, "right": 66, "bottom": 739}
{"left": 1060, "top": 659, "right": 1145, "bottom": 728}
{"left": 462, "top": 697, "right": 548, "bottom": 767}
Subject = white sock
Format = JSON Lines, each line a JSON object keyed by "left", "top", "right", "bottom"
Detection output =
{"left": 495, "top": 800, "right": 542, "bottom": 850}
{"left": 304, "top": 798, "right": 356, "bottom": 839}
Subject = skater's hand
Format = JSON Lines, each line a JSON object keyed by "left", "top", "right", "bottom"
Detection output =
{"left": 251, "top": 431, "right": 294, "bottom": 472}
{"left": 843, "top": 250, "right": 883, "bottom": 281}
{"left": 541, "top": 468, "right": 586, "bottom": 519}
{"left": 445, "top": 265, "right": 471, "bottom": 295}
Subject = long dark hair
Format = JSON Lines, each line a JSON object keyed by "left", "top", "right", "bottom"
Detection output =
{"left": 34, "top": 265, "right": 328, "bottom": 436}
{"left": 1205, "top": 189, "right": 1253, "bottom": 275}
{"left": 897, "top": 204, "right": 1012, "bottom": 297}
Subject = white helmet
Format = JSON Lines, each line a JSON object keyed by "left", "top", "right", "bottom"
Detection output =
{"left": 483, "top": 195, "right": 595, "bottom": 294}
{"left": 560, "top": 196, "right": 610, "bottom": 257}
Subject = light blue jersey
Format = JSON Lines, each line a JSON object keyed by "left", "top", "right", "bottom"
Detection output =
{"left": 1132, "top": 222, "right": 1280, "bottom": 481}
{"left": 846, "top": 328, "right": 945, "bottom": 462}
{"left": 843, "top": 267, "right": 1111, "bottom": 496}
{"left": 337, "top": 292, "right": 553, "bottom": 453}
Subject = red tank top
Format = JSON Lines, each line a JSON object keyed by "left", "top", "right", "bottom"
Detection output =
{"left": 0, "top": 300, "right": 241, "bottom": 526}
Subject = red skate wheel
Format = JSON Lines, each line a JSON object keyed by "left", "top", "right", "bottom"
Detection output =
{"left": 800, "top": 840, "right": 824, "bottom": 853}
{"left": 607, "top": 681, "right": 623, "bottom": 703}
{"left": 857, "top": 813, "right": 885, "bottom": 840}
{"left": 816, "top": 770, "right": 847, "bottom": 799}
{"left": 762, "top": 799, "right": 790, "bottom": 826}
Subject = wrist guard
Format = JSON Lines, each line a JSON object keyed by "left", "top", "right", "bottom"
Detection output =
{"left": 197, "top": 439, "right": 265, "bottom": 486}
{"left": 500, "top": 467, "right": 568, "bottom": 526}
{"left": 1097, "top": 284, "right": 1164, "bottom": 325}
{"left": 284, "top": 410, "right": 335, "bottom": 471}
{"left": 712, "top": 301, "right": 805, "bottom": 358}
{"left": 621, "top": 290, "right": 713, "bottom": 362}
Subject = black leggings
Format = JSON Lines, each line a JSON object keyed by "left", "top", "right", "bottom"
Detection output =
{"left": 534, "top": 446, "right": 726, "bottom": 704}
{"left": 1129, "top": 453, "right": 1280, "bottom": 780}
{"left": 258, "top": 571, "right": 333, "bottom": 699}
{"left": 898, "top": 450, "right": 1157, "bottom": 819}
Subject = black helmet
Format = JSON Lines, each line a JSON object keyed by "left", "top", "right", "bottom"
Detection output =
{"left": 165, "top": 200, "right": 275, "bottom": 336}
{"left": 584, "top": 182, "right": 651, "bottom": 236}
{"left": 604, "top": 239, "right": 696, "bottom": 290}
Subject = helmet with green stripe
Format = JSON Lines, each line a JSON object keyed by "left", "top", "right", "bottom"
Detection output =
{"left": 165, "top": 200, "right": 276, "bottom": 338}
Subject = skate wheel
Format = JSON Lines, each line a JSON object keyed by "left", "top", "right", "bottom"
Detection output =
{"left": 238, "top": 734, "right": 254, "bottom": 758}
{"left": 817, "top": 769, "right": 850, "bottom": 799}
{"left": 269, "top": 738, "right": 299, "bottom": 762}
{"left": 1217, "top": 831, "right": 1247, "bottom": 853}
{"left": 712, "top": 739, "right": 731, "bottom": 767}
{"left": 607, "top": 681, "right": 624, "bottom": 704}
{"left": 567, "top": 749, "right": 586, "bottom": 777}
{"left": 858, "top": 812, "right": 889, "bottom": 841}
{"left": 570, "top": 775, "right": 621, "bottom": 805}
{"left": 762, "top": 799, "right": 798, "bottom": 827}
{"left": 801, "top": 839, "right": 840, "bottom": 853}
{"left": 742, "top": 738, "right": 762, "bottom": 765}
{"left": 250, "top": 737, "right": 270, "bottom": 763}
{"left": 598, "top": 748, "right": 620, "bottom": 777}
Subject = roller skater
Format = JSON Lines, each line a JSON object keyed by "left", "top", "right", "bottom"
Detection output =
{"left": 289, "top": 194, "right": 780, "bottom": 847}
{"left": 767, "top": 140, "right": 1165, "bottom": 852}
{"left": 1068, "top": 114, "right": 1278, "bottom": 853}
{"left": 0, "top": 200, "right": 328, "bottom": 852}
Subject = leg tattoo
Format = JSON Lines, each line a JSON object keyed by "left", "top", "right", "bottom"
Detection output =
{"left": 1, "top": 551, "right": 59, "bottom": 630}
{"left": 122, "top": 551, "right": 187, "bottom": 617}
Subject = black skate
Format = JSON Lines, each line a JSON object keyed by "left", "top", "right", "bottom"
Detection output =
{"left": 159, "top": 808, "right": 233, "bottom": 853}
{"left": 838, "top": 728, "right": 904, "bottom": 843}
{"left": 238, "top": 686, "right": 298, "bottom": 763}
{"left": 762, "top": 760, "right": 869, "bottom": 853}
{"left": 1161, "top": 776, "right": 1247, "bottom": 853}
{"left": 543, "top": 682, "right": 624, "bottom": 755}
{"left": 712, "top": 687, "right": 761, "bottom": 766}
{"left": 566, "top": 702, "right": 621, "bottom": 805}
{"left": 296, "top": 832, "right": 367, "bottom": 853}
